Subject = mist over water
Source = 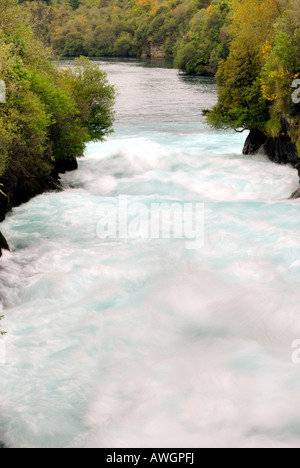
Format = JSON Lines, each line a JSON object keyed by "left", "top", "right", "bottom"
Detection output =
{"left": 1, "top": 59, "right": 300, "bottom": 448}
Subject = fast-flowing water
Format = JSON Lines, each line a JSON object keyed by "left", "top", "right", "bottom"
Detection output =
{"left": 1, "top": 59, "right": 300, "bottom": 448}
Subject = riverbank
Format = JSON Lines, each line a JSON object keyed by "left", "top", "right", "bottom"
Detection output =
{"left": 0, "top": 157, "right": 78, "bottom": 258}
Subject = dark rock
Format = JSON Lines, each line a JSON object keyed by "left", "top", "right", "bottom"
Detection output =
{"left": 0, "top": 156, "right": 79, "bottom": 261}
{"left": 294, "top": 161, "right": 300, "bottom": 184}
{"left": 264, "top": 134, "right": 298, "bottom": 166}
{"left": 244, "top": 121, "right": 300, "bottom": 199}
{"left": 243, "top": 129, "right": 266, "bottom": 155}
{"left": 243, "top": 120, "right": 299, "bottom": 166}
{"left": 289, "top": 188, "right": 300, "bottom": 199}
{"left": 51, "top": 157, "right": 78, "bottom": 180}
{"left": 0, "top": 231, "right": 9, "bottom": 258}
{"left": 0, "top": 169, "right": 61, "bottom": 221}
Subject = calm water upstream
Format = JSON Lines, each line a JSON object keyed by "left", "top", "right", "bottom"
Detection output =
{"left": 1, "top": 59, "right": 300, "bottom": 448}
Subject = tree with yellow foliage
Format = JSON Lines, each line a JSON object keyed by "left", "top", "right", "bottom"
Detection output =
{"left": 206, "top": 0, "right": 300, "bottom": 165}
{"left": 260, "top": 0, "right": 300, "bottom": 154}
{"left": 206, "top": 0, "right": 283, "bottom": 132}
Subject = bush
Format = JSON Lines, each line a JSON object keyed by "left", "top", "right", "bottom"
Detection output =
{"left": 114, "top": 32, "right": 134, "bottom": 56}
{"left": 175, "top": 43, "right": 199, "bottom": 73}
{"left": 0, "top": 1, "right": 116, "bottom": 191}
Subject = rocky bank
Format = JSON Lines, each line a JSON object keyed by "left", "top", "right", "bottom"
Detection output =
{"left": 0, "top": 157, "right": 78, "bottom": 258}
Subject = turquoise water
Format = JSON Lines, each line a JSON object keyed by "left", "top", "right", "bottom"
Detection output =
{"left": 1, "top": 59, "right": 300, "bottom": 448}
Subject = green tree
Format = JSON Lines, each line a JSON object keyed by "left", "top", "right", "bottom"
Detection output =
{"left": 63, "top": 57, "right": 116, "bottom": 142}
{"left": 0, "top": 0, "right": 116, "bottom": 207}
{"left": 114, "top": 32, "right": 134, "bottom": 56}
{"left": 205, "top": 0, "right": 282, "bottom": 131}
{"left": 175, "top": 43, "right": 199, "bottom": 73}
{"left": 260, "top": 0, "right": 300, "bottom": 151}
{"left": 19, "top": 0, "right": 232, "bottom": 70}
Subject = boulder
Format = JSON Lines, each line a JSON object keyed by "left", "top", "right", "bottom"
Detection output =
{"left": 243, "top": 120, "right": 298, "bottom": 166}
{"left": 51, "top": 157, "right": 78, "bottom": 180}
{"left": 264, "top": 134, "right": 298, "bottom": 166}
{"left": 0, "top": 231, "right": 9, "bottom": 257}
{"left": 243, "top": 129, "right": 266, "bottom": 155}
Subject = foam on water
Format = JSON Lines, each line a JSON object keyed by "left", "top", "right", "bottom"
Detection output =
{"left": 1, "top": 59, "right": 300, "bottom": 448}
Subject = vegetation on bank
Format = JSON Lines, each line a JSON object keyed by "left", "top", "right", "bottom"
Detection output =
{"left": 18, "top": 0, "right": 300, "bottom": 160}
{"left": 205, "top": 0, "right": 300, "bottom": 161}
{"left": 0, "top": 0, "right": 115, "bottom": 207}
{"left": 0, "top": 0, "right": 298, "bottom": 255}
{"left": 19, "top": 0, "right": 231, "bottom": 76}
{"left": 1, "top": 0, "right": 299, "bottom": 196}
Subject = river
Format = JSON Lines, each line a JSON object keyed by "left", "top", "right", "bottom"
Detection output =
{"left": 1, "top": 58, "right": 300, "bottom": 448}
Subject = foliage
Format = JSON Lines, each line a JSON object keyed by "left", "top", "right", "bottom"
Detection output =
{"left": 14, "top": 0, "right": 300, "bottom": 154}
{"left": 0, "top": 0, "right": 116, "bottom": 184}
{"left": 62, "top": 57, "right": 116, "bottom": 143}
{"left": 204, "top": 0, "right": 300, "bottom": 157}
{"left": 205, "top": 0, "right": 285, "bottom": 132}
{"left": 174, "top": 1, "right": 231, "bottom": 75}
{"left": 20, "top": 0, "right": 230, "bottom": 76}
{"left": 260, "top": 1, "right": 300, "bottom": 141}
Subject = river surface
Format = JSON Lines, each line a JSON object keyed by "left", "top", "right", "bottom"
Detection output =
{"left": 1, "top": 59, "right": 300, "bottom": 448}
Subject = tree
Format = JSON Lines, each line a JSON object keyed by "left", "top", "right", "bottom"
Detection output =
{"left": 0, "top": 0, "right": 116, "bottom": 204}
{"left": 63, "top": 57, "right": 116, "bottom": 142}
{"left": 19, "top": 0, "right": 232, "bottom": 69}
{"left": 259, "top": 0, "right": 300, "bottom": 151}
{"left": 114, "top": 32, "right": 134, "bottom": 56}
{"left": 174, "top": 1, "right": 231, "bottom": 76}
{"left": 205, "top": 0, "right": 283, "bottom": 131}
